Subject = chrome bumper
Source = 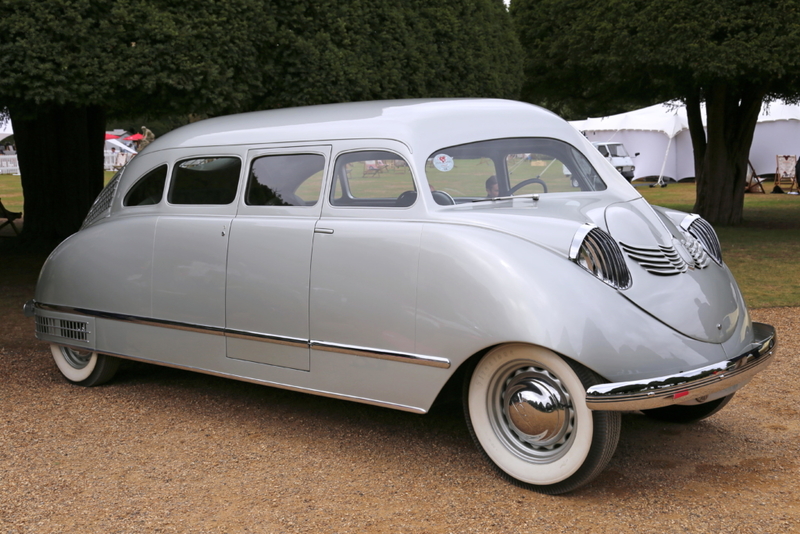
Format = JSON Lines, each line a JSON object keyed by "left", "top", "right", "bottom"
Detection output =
{"left": 586, "top": 322, "right": 776, "bottom": 411}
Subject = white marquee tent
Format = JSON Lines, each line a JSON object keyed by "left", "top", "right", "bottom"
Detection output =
{"left": 570, "top": 101, "right": 800, "bottom": 181}
{"left": 0, "top": 118, "right": 12, "bottom": 143}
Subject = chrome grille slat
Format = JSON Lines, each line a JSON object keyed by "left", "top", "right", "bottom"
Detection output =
{"left": 687, "top": 218, "right": 722, "bottom": 264}
{"left": 621, "top": 242, "right": 688, "bottom": 275}
{"left": 572, "top": 227, "right": 631, "bottom": 290}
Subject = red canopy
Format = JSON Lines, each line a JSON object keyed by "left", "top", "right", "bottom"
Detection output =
{"left": 104, "top": 133, "right": 120, "bottom": 140}
{"left": 125, "top": 133, "right": 144, "bottom": 141}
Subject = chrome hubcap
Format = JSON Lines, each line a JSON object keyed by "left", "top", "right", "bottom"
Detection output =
{"left": 490, "top": 363, "right": 575, "bottom": 462}
{"left": 61, "top": 347, "right": 93, "bottom": 369}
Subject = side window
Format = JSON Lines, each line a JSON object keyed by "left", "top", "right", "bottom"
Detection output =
{"left": 123, "top": 164, "right": 168, "bottom": 206}
{"left": 246, "top": 154, "right": 325, "bottom": 207}
{"left": 168, "top": 157, "right": 241, "bottom": 205}
{"left": 330, "top": 150, "right": 415, "bottom": 207}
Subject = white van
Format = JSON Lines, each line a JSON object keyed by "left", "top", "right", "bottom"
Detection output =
{"left": 593, "top": 142, "right": 637, "bottom": 181}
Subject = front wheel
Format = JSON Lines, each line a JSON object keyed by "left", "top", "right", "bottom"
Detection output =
{"left": 464, "top": 344, "right": 620, "bottom": 494}
{"left": 50, "top": 344, "right": 120, "bottom": 386}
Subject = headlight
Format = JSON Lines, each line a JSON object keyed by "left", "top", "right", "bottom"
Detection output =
{"left": 680, "top": 214, "right": 722, "bottom": 265}
{"left": 569, "top": 224, "right": 632, "bottom": 290}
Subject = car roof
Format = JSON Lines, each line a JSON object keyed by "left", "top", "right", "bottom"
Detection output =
{"left": 142, "top": 99, "right": 585, "bottom": 158}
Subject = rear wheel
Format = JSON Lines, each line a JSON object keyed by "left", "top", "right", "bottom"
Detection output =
{"left": 464, "top": 344, "right": 620, "bottom": 494}
{"left": 642, "top": 393, "right": 735, "bottom": 424}
{"left": 50, "top": 344, "right": 120, "bottom": 386}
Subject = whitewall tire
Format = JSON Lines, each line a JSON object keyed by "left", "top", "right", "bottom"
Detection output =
{"left": 50, "top": 344, "right": 120, "bottom": 387}
{"left": 464, "top": 344, "right": 620, "bottom": 494}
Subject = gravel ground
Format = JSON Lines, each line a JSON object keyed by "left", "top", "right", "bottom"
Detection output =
{"left": 1, "top": 259, "right": 797, "bottom": 533}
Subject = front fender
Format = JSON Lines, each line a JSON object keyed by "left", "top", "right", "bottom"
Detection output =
{"left": 415, "top": 223, "right": 740, "bottom": 383}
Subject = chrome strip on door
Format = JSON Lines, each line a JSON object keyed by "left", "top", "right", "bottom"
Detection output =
{"left": 34, "top": 301, "right": 451, "bottom": 369}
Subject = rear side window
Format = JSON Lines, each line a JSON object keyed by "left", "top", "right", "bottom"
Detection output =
{"left": 123, "top": 165, "right": 168, "bottom": 206}
{"left": 246, "top": 154, "right": 325, "bottom": 206}
{"left": 168, "top": 157, "right": 241, "bottom": 205}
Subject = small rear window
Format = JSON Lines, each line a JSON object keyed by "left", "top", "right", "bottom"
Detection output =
{"left": 124, "top": 165, "right": 168, "bottom": 206}
{"left": 168, "top": 157, "right": 241, "bottom": 205}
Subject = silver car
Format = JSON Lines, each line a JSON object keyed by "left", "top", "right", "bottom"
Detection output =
{"left": 26, "top": 99, "right": 776, "bottom": 494}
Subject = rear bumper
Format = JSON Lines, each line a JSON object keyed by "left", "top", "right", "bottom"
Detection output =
{"left": 586, "top": 322, "right": 776, "bottom": 411}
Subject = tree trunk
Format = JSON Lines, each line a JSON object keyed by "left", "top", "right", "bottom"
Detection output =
{"left": 691, "top": 83, "right": 764, "bottom": 226}
{"left": 12, "top": 105, "right": 106, "bottom": 249}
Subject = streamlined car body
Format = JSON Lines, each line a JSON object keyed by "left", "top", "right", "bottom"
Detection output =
{"left": 26, "top": 99, "right": 776, "bottom": 494}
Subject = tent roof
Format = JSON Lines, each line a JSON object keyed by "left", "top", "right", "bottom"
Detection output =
{"left": 571, "top": 103, "right": 688, "bottom": 139}
{"left": 570, "top": 100, "right": 800, "bottom": 139}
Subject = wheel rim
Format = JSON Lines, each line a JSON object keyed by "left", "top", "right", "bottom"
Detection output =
{"left": 488, "top": 361, "right": 576, "bottom": 463}
{"left": 60, "top": 346, "right": 93, "bottom": 369}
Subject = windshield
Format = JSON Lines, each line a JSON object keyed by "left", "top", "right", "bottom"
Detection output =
{"left": 605, "top": 144, "right": 629, "bottom": 157}
{"left": 425, "top": 138, "right": 605, "bottom": 203}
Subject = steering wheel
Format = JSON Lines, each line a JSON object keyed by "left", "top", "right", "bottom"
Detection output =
{"left": 432, "top": 190, "right": 455, "bottom": 205}
{"left": 440, "top": 187, "right": 465, "bottom": 196}
{"left": 396, "top": 190, "right": 417, "bottom": 207}
{"left": 509, "top": 178, "right": 548, "bottom": 195}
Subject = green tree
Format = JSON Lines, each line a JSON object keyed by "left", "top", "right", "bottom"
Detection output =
{"left": 0, "top": 0, "right": 271, "bottom": 247}
{"left": 513, "top": 0, "right": 800, "bottom": 225}
{"left": 1, "top": 0, "right": 521, "bottom": 248}
{"left": 261, "top": 0, "right": 522, "bottom": 108}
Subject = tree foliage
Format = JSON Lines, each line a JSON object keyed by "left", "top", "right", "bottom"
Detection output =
{"left": 0, "top": 0, "right": 522, "bottom": 247}
{"left": 513, "top": 0, "right": 800, "bottom": 224}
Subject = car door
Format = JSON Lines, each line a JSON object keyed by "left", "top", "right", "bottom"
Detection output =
{"left": 225, "top": 146, "right": 330, "bottom": 371}
{"left": 151, "top": 155, "right": 242, "bottom": 332}
{"left": 309, "top": 144, "right": 424, "bottom": 362}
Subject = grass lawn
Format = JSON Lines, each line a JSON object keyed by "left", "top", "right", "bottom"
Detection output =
{"left": 1, "top": 172, "right": 117, "bottom": 214}
{"left": 2, "top": 172, "right": 797, "bottom": 307}
{"left": 636, "top": 181, "right": 800, "bottom": 308}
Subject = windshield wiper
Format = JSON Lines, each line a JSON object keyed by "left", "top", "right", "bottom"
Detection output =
{"left": 471, "top": 193, "right": 541, "bottom": 204}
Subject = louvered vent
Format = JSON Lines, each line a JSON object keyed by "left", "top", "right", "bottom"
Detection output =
{"left": 572, "top": 227, "right": 632, "bottom": 289}
{"left": 81, "top": 174, "right": 121, "bottom": 229}
{"left": 620, "top": 243, "right": 688, "bottom": 276}
{"left": 686, "top": 217, "right": 722, "bottom": 264}
{"left": 36, "top": 316, "right": 89, "bottom": 342}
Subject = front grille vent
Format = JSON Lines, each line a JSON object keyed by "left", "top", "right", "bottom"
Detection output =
{"left": 620, "top": 243, "right": 688, "bottom": 276}
{"left": 572, "top": 227, "right": 632, "bottom": 289}
{"left": 682, "top": 236, "right": 712, "bottom": 269}
{"left": 686, "top": 217, "right": 722, "bottom": 264}
{"left": 36, "top": 316, "right": 89, "bottom": 342}
{"left": 81, "top": 173, "right": 121, "bottom": 229}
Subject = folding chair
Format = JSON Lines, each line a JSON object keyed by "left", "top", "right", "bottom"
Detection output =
{"left": 774, "top": 155, "right": 798, "bottom": 193}
{"left": 745, "top": 160, "right": 765, "bottom": 193}
{"left": 0, "top": 198, "right": 21, "bottom": 236}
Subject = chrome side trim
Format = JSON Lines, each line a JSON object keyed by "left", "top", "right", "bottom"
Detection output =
{"left": 33, "top": 302, "right": 450, "bottom": 369}
{"left": 310, "top": 340, "right": 451, "bottom": 369}
{"left": 586, "top": 322, "right": 776, "bottom": 411}
{"left": 37, "top": 343, "right": 429, "bottom": 414}
{"left": 225, "top": 329, "right": 308, "bottom": 348}
{"left": 36, "top": 303, "right": 225, "bottom": 336}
